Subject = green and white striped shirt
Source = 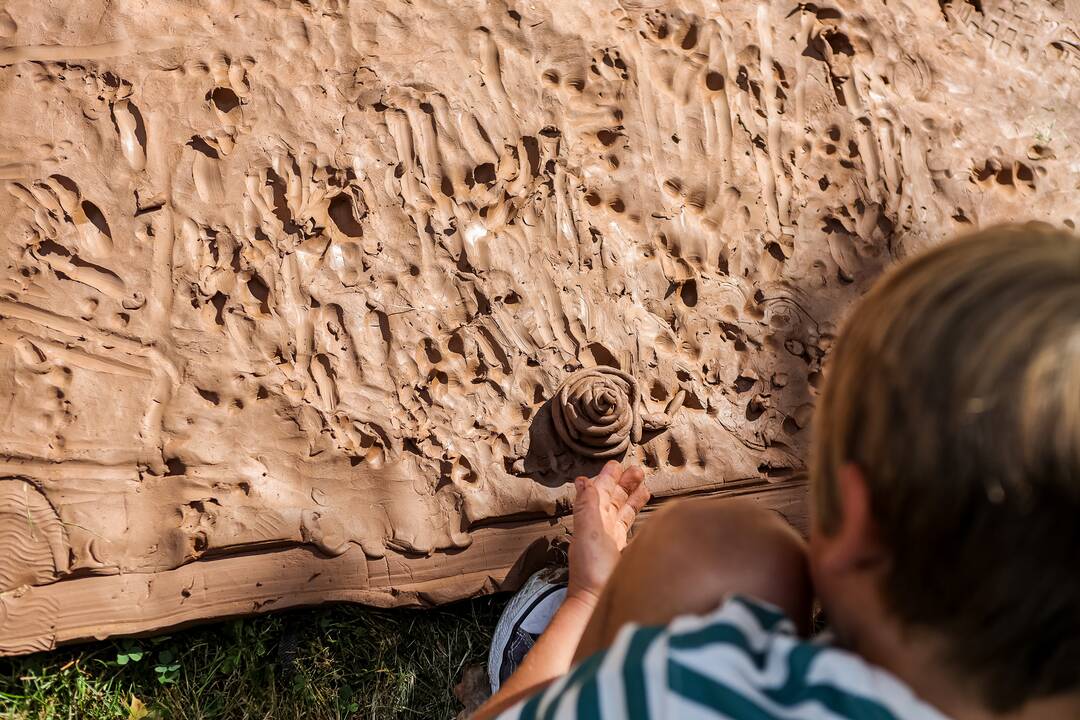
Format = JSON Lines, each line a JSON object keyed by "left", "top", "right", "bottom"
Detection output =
{"left": 496, "top": 594, "right": 949, "bottom": 719}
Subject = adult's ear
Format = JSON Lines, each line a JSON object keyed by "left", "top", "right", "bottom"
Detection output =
{"left": 818, "top": 463, "right": 885, "bottom": 574}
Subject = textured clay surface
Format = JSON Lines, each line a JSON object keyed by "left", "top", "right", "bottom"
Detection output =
{"left": 0, "top": 0, "right": 1077, "bottom": 653}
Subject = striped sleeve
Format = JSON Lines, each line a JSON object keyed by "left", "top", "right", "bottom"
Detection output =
{"left": 495, "top": 594, "right": 950, "bottom": 720}
{"left": 493, "top": 619, "right": 666, "bottom": 720}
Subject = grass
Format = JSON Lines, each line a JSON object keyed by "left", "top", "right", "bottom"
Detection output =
{"left": 0, "top": 595, "right": 505, "bottom": 720}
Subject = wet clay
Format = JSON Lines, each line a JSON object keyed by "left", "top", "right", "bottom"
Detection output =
{"left": 0, "top": 0, "right": 1077, "bottom": 653}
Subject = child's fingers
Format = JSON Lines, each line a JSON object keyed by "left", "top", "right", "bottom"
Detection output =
{"left": 573, "top": 475, "right": 590, "bottom": 501}
{"left": 615, "top": 465, "right": 645, "bottom": 499}
{"left": 617, "top": 472, "right": 650, "bottom": 528}
{"left": 573, "top": 479, "right": 605, "bottom": 531}
{"left": 608, "top": 469, "right": 632, "bottom": 509}
{"left": 593, "top": 460, "right": 621, "bottom": 495}
{"left": 611, "top": 465, "right": 644, "bottom": 515}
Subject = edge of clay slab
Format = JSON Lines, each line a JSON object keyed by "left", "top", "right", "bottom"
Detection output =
{"left": 0, "top": 479, "right": 806, "bottom": 655}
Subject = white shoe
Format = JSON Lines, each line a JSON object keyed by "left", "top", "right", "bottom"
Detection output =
{"left": 487, "top": 566, "right": 569, "bottom": 694}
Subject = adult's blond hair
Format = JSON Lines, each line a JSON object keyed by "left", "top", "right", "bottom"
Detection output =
{"left": 810, "top": 223, "right": 1080, "bottom": 712}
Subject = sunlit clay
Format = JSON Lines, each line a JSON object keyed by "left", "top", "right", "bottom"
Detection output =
{"left": 0, "top": 0, "right": 1075, "bottom": 653}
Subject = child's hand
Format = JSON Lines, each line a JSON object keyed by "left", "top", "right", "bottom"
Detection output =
{"left": 567, "top": 461, "right": 650, "bottom": 604}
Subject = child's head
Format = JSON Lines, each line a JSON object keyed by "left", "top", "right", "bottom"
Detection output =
{"left": 807, "top": 223, "right": 1080, "bottom": 712}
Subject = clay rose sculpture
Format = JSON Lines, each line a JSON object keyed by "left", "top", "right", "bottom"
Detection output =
{"left": 552, "top": 367, "right": 685, "bottom": 459}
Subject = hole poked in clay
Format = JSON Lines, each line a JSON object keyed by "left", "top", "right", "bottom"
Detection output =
{"left": 208, "top": 86, "right": 241, "bottom": 114}
{"left": 80, "top": 200, "right": 112, "bottom": 241}
{"left": 328, "top": 193, "right": 365, "bottom": 238}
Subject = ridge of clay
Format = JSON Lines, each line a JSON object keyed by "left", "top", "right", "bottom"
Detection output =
{"left": 0, "top": 0, "right": 1077, "bottom": 653}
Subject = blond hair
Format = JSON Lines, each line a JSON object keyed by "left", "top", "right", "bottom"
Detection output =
{"left": 810, "top": 223, "right": 1080, "bottom": 711}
